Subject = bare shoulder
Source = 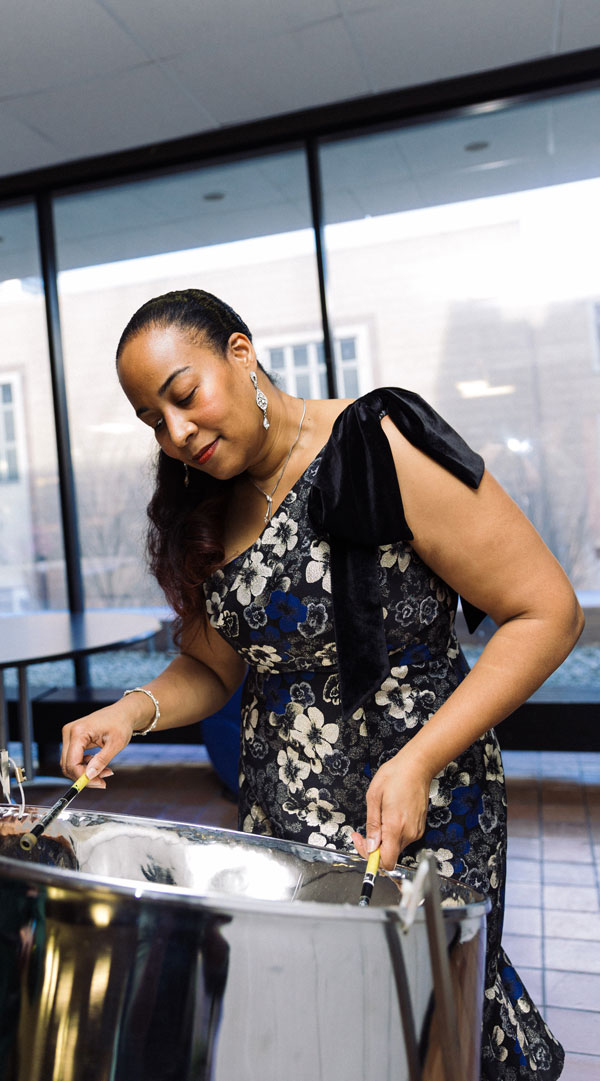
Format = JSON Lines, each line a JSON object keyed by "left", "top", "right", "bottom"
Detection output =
{"left": 379, "top": 414, "right": 579, "bottom": 628}
{"left": 306, "top": 396, "right": 353, "bottom": 449}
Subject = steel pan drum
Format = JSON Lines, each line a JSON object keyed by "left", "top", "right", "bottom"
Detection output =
{"left": 0, "top": 806, "right": 489, "bottom": 1081}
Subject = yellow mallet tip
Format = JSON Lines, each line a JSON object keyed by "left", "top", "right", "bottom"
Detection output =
{"left": 20, "top": 832, "right": 38, "bottom": 853}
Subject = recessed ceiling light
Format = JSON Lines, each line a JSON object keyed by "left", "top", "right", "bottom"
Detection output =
{"left": 464, "top": 141, "right": 490, "bottom": 153}
{"left": 203, "top": 191, "right": 225, "bottom": 201}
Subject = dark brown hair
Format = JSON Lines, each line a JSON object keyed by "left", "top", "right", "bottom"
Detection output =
{"left": 117, "top": 289, "right": 255, "bottom": 643}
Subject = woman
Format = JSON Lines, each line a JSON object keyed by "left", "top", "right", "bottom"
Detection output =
{"left": 61, "top": 288, "right": 583, "bottom": 1080}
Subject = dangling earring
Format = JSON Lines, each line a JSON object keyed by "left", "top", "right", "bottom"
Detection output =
{"left": 183, "top": 463, "right": 190, "bottom": 488}
{"left": 249, "top": 370, "right": 269, "bottom": 430}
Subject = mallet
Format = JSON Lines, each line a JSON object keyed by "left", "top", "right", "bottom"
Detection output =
{"left": 20, "top": 773, "right": 91, "bottom": 852}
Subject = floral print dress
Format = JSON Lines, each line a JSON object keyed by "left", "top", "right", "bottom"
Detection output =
{"left": 203, "top": 440, "right": 564, "bottom": 1081}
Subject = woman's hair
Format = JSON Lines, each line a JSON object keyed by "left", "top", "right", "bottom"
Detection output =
{"left": 116, "top": 287, "right": 253, "bottom": 362}
{"left": 116, "top": 289, "right": 254, "bottom": 644}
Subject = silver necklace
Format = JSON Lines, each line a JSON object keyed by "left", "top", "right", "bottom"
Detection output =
{"left": 250, "top": 399, "right": 306, "bottom": 524}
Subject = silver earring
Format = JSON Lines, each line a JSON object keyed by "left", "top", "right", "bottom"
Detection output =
{"left": 183, "top": 463, "right": 189, "bottom": 488}
{"left": 249, "top": 370, "right": 269, "bottom": 430}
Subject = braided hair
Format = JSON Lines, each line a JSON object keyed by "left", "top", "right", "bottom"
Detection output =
{"left": 116, "top": 289, "right": 260, "bottom": 643}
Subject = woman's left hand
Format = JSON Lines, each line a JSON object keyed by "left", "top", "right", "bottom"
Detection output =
{"left": 352, "top": 749, "right": 432, "bottom": 871}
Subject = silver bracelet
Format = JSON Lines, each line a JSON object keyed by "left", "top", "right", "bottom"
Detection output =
{"left": 122, "top": 687, "right": 160, "bottom": 735}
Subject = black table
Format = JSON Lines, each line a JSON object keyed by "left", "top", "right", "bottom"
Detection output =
{"left": 0, "top": 610, "right": 161, "bottom": 784}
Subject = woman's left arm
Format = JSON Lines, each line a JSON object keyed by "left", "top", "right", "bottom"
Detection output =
{"left": 353, "top": 418, "right": 585, "bottom": 869}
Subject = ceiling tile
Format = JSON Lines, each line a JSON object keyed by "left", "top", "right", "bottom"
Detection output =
{"left": 345, "top": 0, "right": 556, "bottom": 93}
{"left": 97, "top": 0, "right": 339, "bottom": 57}
{"left": 394, "top": 104, "right": 551, "bottom": 177}
{"left": 549, "top": 86, "right": 600, "bottom": 152}
{"left": 0, "top": 0, "right": 147, "bottom": 98}
{"left": 320, "top": 131, "right": 412, "bottom": 187}
{"left": 132, "top": 158, "right": 303, "bottom": 219}
{"left": 558, "top": 0, "right": 600, "bottom": 50}
{"left": 414, "top": 155, "right": 569, "bottom": 207}
{"left": 0, "top": 106, "right": 65, "bottom": 176}
{"left": 168, "top": 19, "right": 369, "bottom": 124}
{"left": 53, "top": 185, "right": 179, "bottom": 244}
{"left": 8, "top": 64, "right": 216, "bottom": 161}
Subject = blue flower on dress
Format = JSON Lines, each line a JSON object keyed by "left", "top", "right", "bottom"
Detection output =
{"left": 501, "top": 964, "right": 524, "bottom": 1002}
{"left": 514, "top": 1041, "right": 528, "bottom": 1069}
{"left": 265, "top": 590, "right": 308, "bottom": 633}
{"left": 450, "top": 783, "right": 483, "bottom": 829}
{"left": 250, "top": 624, "right": 284, "bottom": 645}
{"left": 425, "top": 822, "right": 470, "bottom": 873}
{"left": 264, "top": 675, "right": 292, "bottom": 713}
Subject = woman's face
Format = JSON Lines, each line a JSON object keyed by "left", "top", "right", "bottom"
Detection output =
{"left": 118, "top": 324, "right": 261, "bottom": 478}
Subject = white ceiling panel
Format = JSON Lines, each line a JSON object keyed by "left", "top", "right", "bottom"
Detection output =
{"left": 54, "top": 200, "right": 311, "bottom": 272}
{"left": 168, "top": 20, "right": 370, "bottom": 125}
{"left": 96, "top": 0, "right": 341, "bottom": 58}
{"left": 9, "top": 63, "right": 216, "bottom": 160}
{"left": 132, "top": 159, "right": 308, "bottom": 221}
{"left": 53, "top": 185, "right": 180, "bottom": 243}
{"left": 0, "top": 204, "right": 39, "bottom": 255}
{"left": 393, "top": 106, "right": 551, "bottom": 177}
{"left": 558, "top": 0, "right": 600, "bottom": 51}
{"left": 414, "top": 153, "right": 585, "bottom": 208}
{"left": 337, "top": 0, "right": 397, "bottom": 12}
{"left": 0, "top": 107, "right": 63, "bottom": 176}
{"left": 0, "top": 0, "right": 598, "bottom": 192}
{"left": 256, "top": 153, "right": 312, "bottom": 203}
{"left": 551, "top": 90, "right": 600, "bottom": 152}
{"left": 0, "top": 0, "right": 147, "bottom": 98}
{"left": 320, "top": 132, "right": 414, "bottom": 187}
{"left": 345, "top": 0, "right": 558, "bottom": 94}
{"left": 338, "top": 177, "right": 425, "bottom": 219}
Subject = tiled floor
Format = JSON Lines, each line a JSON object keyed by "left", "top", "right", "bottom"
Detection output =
{"left": 501, "top": 751, "right": 600, "bottom": 1080}
{"left": 24, "top": 746, "right": 600, "bottom": 1080}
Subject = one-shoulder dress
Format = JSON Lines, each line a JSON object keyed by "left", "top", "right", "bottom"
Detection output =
{"left": 203, "top": 389, "right": 564, "bottom": 1081}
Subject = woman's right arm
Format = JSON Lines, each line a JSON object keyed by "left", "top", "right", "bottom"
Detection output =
{"left": 60, "top": 619, "right": 247, "bottom": 786}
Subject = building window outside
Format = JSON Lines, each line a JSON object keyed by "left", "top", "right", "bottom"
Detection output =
{"left": 0, "top": 377, "right": 21, "bottom": 483}
{"left": 259, "top": 327, "right": 369, "bottom": 399}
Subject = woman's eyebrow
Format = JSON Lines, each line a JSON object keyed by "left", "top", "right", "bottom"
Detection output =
{"left": 135, "top": 366, "right": 191, "bottom": 417}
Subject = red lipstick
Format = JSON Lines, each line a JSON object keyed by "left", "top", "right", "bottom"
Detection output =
{"left": 195, "top": 439, "right": 218, "bottom": 466}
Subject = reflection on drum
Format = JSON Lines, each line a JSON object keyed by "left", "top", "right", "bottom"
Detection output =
{"left": 0, "top": 807, "right": 489, "bottom": 1081}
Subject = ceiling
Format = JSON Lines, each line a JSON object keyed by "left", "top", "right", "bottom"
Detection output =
{"left": 2, "top": 0, "right": 600, "bottom": 181}
{"left": 1, "top": 0, "right": 600, "bottom": 279}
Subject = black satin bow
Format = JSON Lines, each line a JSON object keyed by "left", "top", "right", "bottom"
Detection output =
{"left": 307, "top": 388, "right": 485, "bottom": 721}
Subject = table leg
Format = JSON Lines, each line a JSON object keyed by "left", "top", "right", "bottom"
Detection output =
{"left": 15, "top": 666, "right": 66, "bottom": 788}
{"left": 0, "top": 671, "right": 8, "bottom": 750}
{"left": 17, "top": 665, "right": 35, "bottom": 781}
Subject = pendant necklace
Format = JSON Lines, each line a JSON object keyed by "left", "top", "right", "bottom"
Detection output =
{"left": 250, "top": 399, "right": 306, "bottom": 524}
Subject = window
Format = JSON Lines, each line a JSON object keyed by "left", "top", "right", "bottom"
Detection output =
{"left": 54, "top": 149, "right": 322, "bottom": 608}
{"left": 0, "top": 202, "right": 67, "bottom": 613}
{"left": 0, "top": 378, "right": 20, "bottom": 482}
{"left": 319, "top": 108, "right": 600, "bottom": 596}
{"left": 259, "top": 327, "right": 370, "bottom": 398}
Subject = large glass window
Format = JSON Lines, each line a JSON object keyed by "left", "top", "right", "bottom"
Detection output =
{"left": 258, "top": 327, "right": 370, "bottom": 398}
{"left": 0, "top": 204, "right": 67, "bottom": 613}
{"left": 54, "top": 150, "right": 322, "bottom": 608}
{"left": 319, "top": 91, "right": 600, "bottom": 603}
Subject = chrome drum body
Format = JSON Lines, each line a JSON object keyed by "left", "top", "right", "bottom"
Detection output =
{"left": 0, "top": 807, "right": 489, "bottom": 1081}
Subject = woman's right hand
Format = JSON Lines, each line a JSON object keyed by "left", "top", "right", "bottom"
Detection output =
{"left": 60, "top": 701, "right": 143, "bottom": 788}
